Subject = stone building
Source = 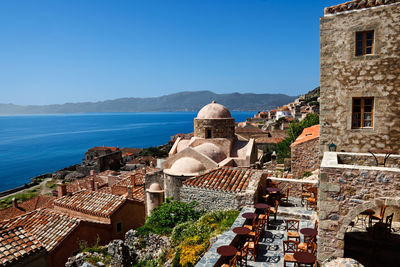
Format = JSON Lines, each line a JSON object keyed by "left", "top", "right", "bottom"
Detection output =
{"left": 77, "top": 146, "right": 122, "bottom": 175}
{"left": 53, "top": 190, "right": 145, "bottom": 240}
{"left": 320, "top": 0, "right": 400, "bottom": 153}
{"left": 180, "top": 167, "right": 264, "bottom": 211}
{"left": 161, "top": 101, "right": 258, "bottom": 200}
{"left": 318, "top": 0, "right": 400, "bottom": 264}
{"left": 290, "top": 125, "right": 320, "bottom": 178}
{"left": 0, "top": 208, "right": 111, "bottom": 267}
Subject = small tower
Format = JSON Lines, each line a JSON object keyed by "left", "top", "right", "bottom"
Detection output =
{"left": 146, "top": 183, "right": 164, "bottom": 216}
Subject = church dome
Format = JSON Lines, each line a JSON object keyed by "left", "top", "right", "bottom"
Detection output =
{"left": 197, "top": 101, "right": 231, "bottom": 119}
{"left": 169, "top": 157, "right": 206, "bottom": 175}
{"left": 193, "top": 143, "right": 226, "bottom": 163}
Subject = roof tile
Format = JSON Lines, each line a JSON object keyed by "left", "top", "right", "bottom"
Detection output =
{"left": 325, "top": 0, "right": 398, "bottom": 15}
{"left": 54, "top": 190, "right": 125, "bottom": 218}
{"left": 0, "top": 209, "right": 79, "bottom": 252}
{"left": 183, "top": 167, "right": 254, "bottom": 193}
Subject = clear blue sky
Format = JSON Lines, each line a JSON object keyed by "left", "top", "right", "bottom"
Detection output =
{"left": 0, "top": 0, "right": 342, "bottom": 105}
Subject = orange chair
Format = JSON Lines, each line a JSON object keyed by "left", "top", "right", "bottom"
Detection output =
{"left": 244, "top": 230, "right": 260, "bottom": 261}
{"left": 301, "top": 184, "right": 313, "bottom": 205}
{"left": 236, "top": 243, "right": 248, "bottom": 267}
{"left": 280, "top": 187, "right": 290, "bottom": 206}
{"left": 221, "top": 254, "right": 238, "bottom": 267}
{"left": 369, "top": 205, "right": 386, "bottom": 224}
{"left": 269, "top": 199, "right": 279, "bottom": 222}
{"left": 286, "top": 219, "right": 301, "bottom": 242}
{"left": 258, "top": 208, "right": 270, "bottom": 230}
{"left": 306, "top": 187, "right": 318, "bottom": 211}
{"left": 283, "top": 240, "right": 298, "bottom": 267}
{"left": 298, "top": 235, "right": 315, "bottom": 252}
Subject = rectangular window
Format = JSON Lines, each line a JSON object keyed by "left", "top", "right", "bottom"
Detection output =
{"left": 116, "top": 222, "right": 122, "bottom": 233}
{"left": 352, "top": 97, "right": 374, "bottom": 128}
{"left": 355, "top": 31, "right": 374, "bottom": 56}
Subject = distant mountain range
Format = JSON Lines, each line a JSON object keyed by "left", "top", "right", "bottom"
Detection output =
{"left": 0, "top": 91, "right": 297, "bottom": 114}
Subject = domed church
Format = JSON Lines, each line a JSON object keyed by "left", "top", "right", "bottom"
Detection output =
{"left": 162, "top": 101, "right": 258, "bottom": 200}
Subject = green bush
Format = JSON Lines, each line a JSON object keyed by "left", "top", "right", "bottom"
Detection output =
{"left": 276, "top": 113, "right": 319, "bottom": 163}
{"left": 139, "top": 147, "right": 168, "bottom": 158}
{"left": 142, "top": 199, "right": 203, "bottom": 235}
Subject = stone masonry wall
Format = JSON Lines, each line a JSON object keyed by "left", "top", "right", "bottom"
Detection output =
{"left": 318, "top": 153, "right": 400, "bottom": 262}
{"left": 180, "top": 187, "right": 238, "bottom": 211}
{"left": 194, "top": 118, "right": 235, "bottom": 139}
{"left": 291, "top": 138, "right": 320, "bottom": 178}
{"left": 320, "top": 3, "right": 400, "bottom": 154}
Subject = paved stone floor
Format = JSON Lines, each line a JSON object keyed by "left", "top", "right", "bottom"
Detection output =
{"left": 246, "top": 216, "right": 314, "bottom": 267}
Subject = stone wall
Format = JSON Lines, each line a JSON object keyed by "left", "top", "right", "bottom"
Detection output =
{"left": 320, "top": 3, "right": 400, "bottom": 154}
{"left": 180, "top": 187, "right": 238, "bottom": 211}
{"left": 317, "top": 152, "right": 400, "bottom": 262}
{"left": 194, "top": 118, "right": 235, "bottom": 139}
{"left": 265, "top": 177, "right": 318, "bottom": 200}
{"left": 337, "top": 152, "right": 400, "bottom": 168}
{"left": 291, "top": 138, "right": 320, "bottom": 178}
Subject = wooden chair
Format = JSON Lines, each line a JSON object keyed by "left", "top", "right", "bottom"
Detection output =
{"left": 269, "top": 199, "right": 279, "bottom": 222}
{"left": 286, "top": 219, "right": 300, "bottom": 242}
{"left": 369, "top": 205, "right": 386, "bottom": 224}
{"left": 280, "top": 187, "right": 290, "bottom": 206}
{"left": 306, "top": 187, "right": 318, "bottom": 211}
{"left": 298, "top": 235, "right": 315, "bottom": 252}
{"left": 372, "top": 213, "right": 394, "bottom": 239}
{"left": 236, "top": 243, "right": 248, "bottom": 267}
{"left": 258, "top": 208, "right": 270, "bottom": 230}
{"left": 244, "top": 216, "right": 257, "bottom": 231}
{"left": 248, "top": 219, "right": 262, "bottom": 241}
{"left": 301, "top": 184, "right": 313, "bottom": 205}
{"left": 282, "top": 240, "right": 298, "bottom": 267}
{"left": 221, "top": 254, "right": 238, "bottom": 267}
{"left": 244, "top": 230, "right": 260, "bottom": 261}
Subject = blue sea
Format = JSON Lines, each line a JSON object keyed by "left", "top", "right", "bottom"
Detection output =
{"left": 0, "top": 112, "right": 253, "bottom": 191}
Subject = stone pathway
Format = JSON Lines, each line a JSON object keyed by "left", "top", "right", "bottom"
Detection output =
{"left": 197, "top": 198, "right": 318, "bottom": 267}
{"left": 247, "top": 216, "right": 314, "bottom": 267}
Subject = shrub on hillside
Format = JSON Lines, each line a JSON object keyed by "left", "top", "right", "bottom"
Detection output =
{"left": 138, "top": 199, "right": 202, "bottom": 235}
{"left": 276, "top": 113, "right": 319, "bottom": 162}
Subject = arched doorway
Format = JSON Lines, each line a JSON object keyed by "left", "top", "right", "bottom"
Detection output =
{"left": 340, "top": 198, "right": 400, "bottom": 267}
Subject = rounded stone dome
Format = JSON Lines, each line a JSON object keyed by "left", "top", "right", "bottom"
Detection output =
{"left": 193, "top": 143, "right": 226, "bottom": 163}
{"left": 197, "top": 101, "right": 231, "bottom": 119}
{"left": 148, "top": 183, "right": 163, "bottom": 193}
{"left": 169, "top": 157, "right": 206, "bottom": 175}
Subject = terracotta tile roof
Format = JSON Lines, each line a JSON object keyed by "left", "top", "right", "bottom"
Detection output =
{"left": 54, "top": 190, "right": 125, "bottom": 218}
{"left": 88, "top": 146, "right": 119, "bottom": 152}
{"left": 183, "top": 167, "right": 253, "bottom": 193}
{"left": 0, "top": 209, "right": 80, "bottom": 252}
{"left": 0, "top": 226, "right": 43, "bottom": 266}
{"left": 266, "top": 170, "right": 293, "bottom": 179}
{"left": 120, "top": 147, "right": 142, "bottom": 155}
{"left": 235, "top": 126, "right": 265, "bottom": 134}
{"left": 0, "top": 195, "right": 55, "bottom": 221}
{"left": 131, "top": 187, "right": 145, "bottom": 202}
{"left": 255, "top": 137, "right": 284, "bottom": 144}
{"left": 325, "top": 0, "right": 399, "bottom": 15}
{"left": 66, "top": 175, "right": 107, "bottom": 193}
{"left": 290, "top": 125, "right": 320, "bottom": 148}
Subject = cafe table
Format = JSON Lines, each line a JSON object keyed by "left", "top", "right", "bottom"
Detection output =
{"left": 254, "top": 203, "right": 269, "bottom": 214}
{"left": 294, "top": 251, "right": 316, "bottom": 266}
{"left": 300, "top": 228, "right": 317, "bottom": 242}
{"left": 233, "top": 227, "right": 251, "bottom": 247}
{"left": 217, "top": 245, "right": 237, "bottom": 264}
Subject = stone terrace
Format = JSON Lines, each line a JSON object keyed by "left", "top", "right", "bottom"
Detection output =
{"left": 197, "top": 198, "right": 317, "bottom": 267}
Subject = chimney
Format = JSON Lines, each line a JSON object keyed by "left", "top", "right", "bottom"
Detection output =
{"left": 58, "top": 183, "right": 67, "bottom": 198}
{"left": 12, "top": 198, "right": 18, "bottom": 208}
{"left": 94, "top": 182, "right": 99, "bottom": 191}
{"left": 127, "top": 185, "right": 132, "bottom": 198}
{"left": 90, "top": 178, "right": 95, "bottom": 191}
{"left": 130, "top": 175, "right": 136, "bottom": 187}
{"left": 90, "top": 170, "right": 95, "bottom": 176}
